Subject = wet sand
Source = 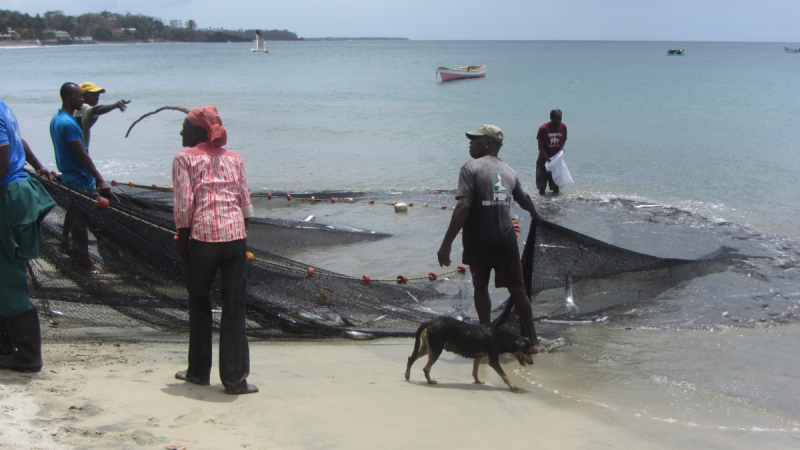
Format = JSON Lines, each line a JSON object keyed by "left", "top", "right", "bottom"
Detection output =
{"left": 1, "top": 326, "right": 797, "bottom": 450}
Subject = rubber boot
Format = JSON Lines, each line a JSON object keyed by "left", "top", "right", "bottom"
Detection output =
{"left": 0, "top": 309, "right": 43, "bottom": 372}
{"left": 0, "top": 315, "right": 15, "bottom": 356}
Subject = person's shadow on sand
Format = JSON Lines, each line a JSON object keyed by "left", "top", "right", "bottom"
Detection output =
{"left": 161, "top": 383, "right": 238, "bottom": 403}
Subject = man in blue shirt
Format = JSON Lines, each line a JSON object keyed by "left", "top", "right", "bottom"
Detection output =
{"left": 0, "top": 98, "right": 56, "bottom": 372}
{"left": 50, "top": 82, "right": 110, "bottom": 272}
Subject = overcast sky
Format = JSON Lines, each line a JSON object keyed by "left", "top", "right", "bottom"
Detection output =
{"left": 6, "top": 0, "right": 800, "bottom": 42}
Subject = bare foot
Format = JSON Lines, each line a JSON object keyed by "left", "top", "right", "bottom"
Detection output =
{"left": 225, "top": 382, "right": 259, "bottom": 395}
{"left": 530, "top": 345, "right": 543, "bottom": 354}
{"left": 175, "top": 370, "right": 210, "bottom": 386}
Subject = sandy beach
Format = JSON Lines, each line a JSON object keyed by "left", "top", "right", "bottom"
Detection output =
{"left": 0, "top": 325, "right": 795, "bottom": 450}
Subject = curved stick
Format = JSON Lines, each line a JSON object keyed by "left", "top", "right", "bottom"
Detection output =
{"left": 125, "top": 106, "right": 190, "bottom": 138}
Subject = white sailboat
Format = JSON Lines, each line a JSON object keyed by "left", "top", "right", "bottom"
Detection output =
{"left": 251, "top": 31, "right": 268, "bottom": 53}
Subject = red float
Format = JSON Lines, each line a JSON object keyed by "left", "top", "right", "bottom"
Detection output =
{"left": 408, "top": 202, "right": 414, "bottom": 207}
{"left": 428, "top": 272, "right": 437, "bottom": 281}
{"left": 369, "top": 199, "right": 375, "bottom": 204}
{"left": 396, "top": 275, "right": 408, "bottom": 284}
{"left": 306, "top": 267, "right": 315, "bottom": 278}
{"left": 361, "top": 274, "right": 371, "bottom": 284}
{"left": 111, "top": 180, "right": 117, "bottom": 186}
{"left": 331, "top": 197, "right": 336, "bottom": 203}
{"left": 457, "top": 265, "right": 467, "bottom": 274}
{"left": 96, "top": 196, "right": 109, "bottom": 210}
{"left": 287, "top": 194, "right": 292, "bottom": 201}
{"left": 267, "top": 193, "right": 273, "bottom": 200}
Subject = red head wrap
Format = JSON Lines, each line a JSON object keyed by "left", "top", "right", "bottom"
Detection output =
{"left": 187, "top": 106, "right": 227, "bottom": 147}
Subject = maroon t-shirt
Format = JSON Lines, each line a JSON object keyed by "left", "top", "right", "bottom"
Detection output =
{"left": 536, "top": 122, "right": 567, "bottom": 166}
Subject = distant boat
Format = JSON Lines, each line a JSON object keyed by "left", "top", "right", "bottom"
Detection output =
{"left": 785, "top": 47, "right": 800, "bottom": 53}
{"left": 436, "top": 65, "right": 486, "bottom": 81}
{"left": 251, "top": 31, "right": 268, "bottom": 53}
{"left": 667, "top": 49, "right": 685, "bottom": 55}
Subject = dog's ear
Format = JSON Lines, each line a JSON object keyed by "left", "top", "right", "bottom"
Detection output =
{"left": 516, "top": 337, "right": 531, "bottom": 353}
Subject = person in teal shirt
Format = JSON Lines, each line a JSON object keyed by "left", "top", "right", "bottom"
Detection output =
{"left": 0, "top": 98, "right": 56, "bottom": 373}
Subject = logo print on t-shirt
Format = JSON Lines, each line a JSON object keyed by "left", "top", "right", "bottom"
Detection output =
{"left": 490, "top": 170, "right": 508, "bottom": 203}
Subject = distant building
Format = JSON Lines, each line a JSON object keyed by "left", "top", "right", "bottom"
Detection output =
{"left": 76, "top": 36, "right": 93, "bottom": 41}
{"left": 54, "top": 30, "right": 71, "bottom": 40}
{"left": 170, "top": 20, "right": 182, "bottom": 29}
{"left": 0, "top": 28, "right": 20, "bottom": 40}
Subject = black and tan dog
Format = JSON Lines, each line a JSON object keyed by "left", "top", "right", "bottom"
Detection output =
{"left": 405, "top": 317, "right": 533, "bottom": 390}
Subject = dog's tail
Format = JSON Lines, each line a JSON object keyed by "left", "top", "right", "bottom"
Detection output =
{"left": 405, "top": 324, "right": 425, "bottom": 380}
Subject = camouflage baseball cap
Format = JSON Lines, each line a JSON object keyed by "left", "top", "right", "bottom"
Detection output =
{"left": 466, "top": 124, "right": 503, "bottom": 145}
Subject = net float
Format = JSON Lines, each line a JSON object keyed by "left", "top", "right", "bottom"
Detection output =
{"left": 428, "top": 272, "right": 437, "bottom": 281}
{"left": 151, "top": 184, "right": 157, "bottom": 190}
{"left": 128, "top": 181, "right": 134, "bottom": 187}
{"left": 331, "top": 197, "right": 336, "bottom": 203}
{"left": 267, "top": 193, "right": 273, "bottom": 200}
{"left": 306, "top": 267, "right": 315, "bottom": 278}
{"left": 169, "top": 185, "right": 174, "bottom": 192}
{"left": 246, "top": 252, "right": 254, "bottom": 262}
{"left": 392, "top": 201, "right": 397, "bottom": 206}
{"left": 396, "top": 275, "right": 408, "bottom": 284}
{"left": 111, "top": 180, "right": 117, "bottom": 186}
{"left": 362, "top": 274, "right": 371, "bottom": 284}
{"left": 287, "top": 194, "right": 292, "bottom": 201}
{"left": 51, "top": 170, "right": 58, "bottom": 177}
{"left": 423, "top": 203, "right": 429, "bottom": 207}
{"left": 394, "top": 202, "right": 408, "bottom": 212}
{"left": 408, "top": 202, "right": 414, "bottom": 207}
{"left": 457, "top": 265, "right": 467, "bottom": 274}
{"left": 311, "top": 196, "right": 316, "bottom": 202}
{"left": 369, "top": 199, "right": 375, "bottom": 204}
{"left": 96, "top": 196, "right": 109, "bottom": 210}
{"left": 349, "top": 198, "right": 354, "bottom": 203}
{"left": 441, "top": 205, "right": 447, "bottom": 210}
{"left": 173, "top": 234, "right": 178, "bottom": 241}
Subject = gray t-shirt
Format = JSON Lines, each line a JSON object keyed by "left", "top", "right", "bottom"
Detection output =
{"left": 74, "top": 104, "right": 99, "bottom": 149}
{"left": 456, "top": 155, "right": 527, "bottom": 266}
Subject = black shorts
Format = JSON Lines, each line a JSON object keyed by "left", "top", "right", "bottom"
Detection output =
{"left": 469, "top": 259, "right": 524, "bottom": 289}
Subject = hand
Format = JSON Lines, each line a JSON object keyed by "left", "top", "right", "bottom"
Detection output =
{"left": 116, "top": 100, "right": 131, "bottom": 112}
{"left": 97, "top": 181, "right": 111, "bottom": 196}
{"left": 35, "top": 168, "right": 50, "bottom": 179}
{"left": 437, "top": 242, "right": 452, "bottom": 267}
{"left": 532, "top": 210, "right": 544, "bottom": 224}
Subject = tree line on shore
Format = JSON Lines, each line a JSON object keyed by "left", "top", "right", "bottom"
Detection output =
{"left": 0, "top": 9, "right": 299, "bottom": 42}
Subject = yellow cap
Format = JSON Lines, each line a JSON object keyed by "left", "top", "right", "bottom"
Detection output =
{"left": 79, "top": 82, "right": 106, "bottom": 94}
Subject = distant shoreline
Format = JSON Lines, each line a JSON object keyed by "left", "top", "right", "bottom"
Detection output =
{"left": 0, "top": 38, "right": 409, "bottom": 48}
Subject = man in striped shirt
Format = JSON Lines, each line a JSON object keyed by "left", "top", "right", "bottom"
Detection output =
{"left": 172, "top": 106, "right": 257, "bottom": 395}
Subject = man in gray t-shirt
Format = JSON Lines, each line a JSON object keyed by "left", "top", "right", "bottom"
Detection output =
{"left": 438, "top": 124, "right": 543, "bottom": 353}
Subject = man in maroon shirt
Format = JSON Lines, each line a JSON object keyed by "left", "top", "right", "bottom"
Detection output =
{"left": 536, "top": 109, "right": 567, "bottom": 196}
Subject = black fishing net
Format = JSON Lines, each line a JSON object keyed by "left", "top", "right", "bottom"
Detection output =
{"left": 27, "top": 174, "right": 730, "bottom": 339}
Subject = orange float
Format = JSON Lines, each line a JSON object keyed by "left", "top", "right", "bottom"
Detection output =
{"left": 246, "top": 252, "right": 254, "bottom": 262}
{"left": 306, "top": 267, "right": 315, "bottom": 278}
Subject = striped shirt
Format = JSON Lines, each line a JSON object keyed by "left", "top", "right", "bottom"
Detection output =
{"left": 172, "top": 142, "right": 253, "bottom": 242}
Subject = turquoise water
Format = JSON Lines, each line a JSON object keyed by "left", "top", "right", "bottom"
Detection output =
{"left": 4, "top": 41, "right": 800, "bottom": 445}
{"left": 4, "top": 40, "right": 800, "bottom": 239}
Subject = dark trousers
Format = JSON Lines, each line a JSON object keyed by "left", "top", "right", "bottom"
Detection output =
{"left": 536, "top": 165, "right": 558, "bottom": 193}
{"left": 185, "top": 238, "right": 250, "bottom": 390}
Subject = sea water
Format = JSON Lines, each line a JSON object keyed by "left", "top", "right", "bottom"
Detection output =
{"left": 3, "top": 40, "right": 800, "bottom": 446}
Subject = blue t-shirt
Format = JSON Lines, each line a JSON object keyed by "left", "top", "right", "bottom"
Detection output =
{"left": 50, "top": 109, "right": 93, "bottom": 188}
{"left": 0, "top": 99, "right": 29, "bottom": 186}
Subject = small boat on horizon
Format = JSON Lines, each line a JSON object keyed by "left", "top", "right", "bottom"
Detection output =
{"left": 667, "top": 49, "right": 685, "bottom": 55}
{"left": 785, "top": 47, "right": 800, "bottom": 53}
{"left": 436, "top": 65, "right": 486, "bottom": 81}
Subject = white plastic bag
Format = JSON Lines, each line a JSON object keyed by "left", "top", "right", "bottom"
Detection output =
{"left": 544, "top": 150, "right": 574, "bottom": 187}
